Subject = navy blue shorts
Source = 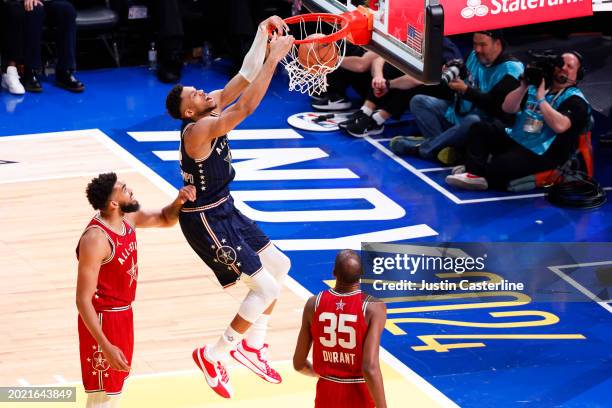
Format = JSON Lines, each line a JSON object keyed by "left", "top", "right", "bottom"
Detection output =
{"left": 179, "top": 195, "right": 271, "bottom": 288}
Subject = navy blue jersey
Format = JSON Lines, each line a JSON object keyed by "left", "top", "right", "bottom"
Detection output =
{"left": 180, "top": 119, "right": 235, "bottom": 207}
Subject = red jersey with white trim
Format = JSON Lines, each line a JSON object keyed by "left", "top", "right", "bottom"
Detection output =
{"left": 76, "top": 215, "right": 138, "bottom": 311}
{"left": 311, "top": 289, "right": 371, "bottom": 381}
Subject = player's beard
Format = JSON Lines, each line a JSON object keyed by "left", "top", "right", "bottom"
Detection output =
{"left": 120, "top": 201, "right": 140, "bottom": 213}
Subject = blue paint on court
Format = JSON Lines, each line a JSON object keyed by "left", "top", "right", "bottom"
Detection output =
{"left": 2, "top": 63, "right": 611, "bottom": 407}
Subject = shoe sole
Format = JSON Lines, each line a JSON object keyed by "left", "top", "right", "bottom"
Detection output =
{"left": 1, "top": 82, "right": 26, "bottom": 95}
{"left": 230, "top": 349, "right": 282, "bottom": 384}
{"left": 445, "top": 177, "right": 488, "bottom": 191}
{"left": 347, "top": 126, "right": 385, "bottom": 138}
{"left": 192, "top": 348, "right": 232, "bottom": 398}
{"left": 54, "top": 82, "right": 84, "bottom": 93}
{"left": 311, "top": 103, "right": 352, "bottom": 111}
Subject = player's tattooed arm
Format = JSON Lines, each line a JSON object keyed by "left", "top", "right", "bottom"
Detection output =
{"left": 293, "top": 296, "right": 318, "bottom": 377}
{"left": 76, "top": 229, "right": 131, "bottom": 372}
{"left": 363, "top": 299, "right": 388, "bottom": 408}
{"left": 127, "top": 185, "right": 196, "bottom": 228}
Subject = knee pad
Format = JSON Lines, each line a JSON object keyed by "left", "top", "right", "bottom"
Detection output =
{"left": 259, "top": 244, "right": 291, "bottom": 284}
{"left": 238, "top": 269, "right": 280, "bottom": 322}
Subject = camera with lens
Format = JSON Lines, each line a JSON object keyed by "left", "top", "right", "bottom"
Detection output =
{"left": 441, "top": 59, "right": 468, "bottom": 84}
{"left": 523, "top": 50, "right": 564, "bottom": 88}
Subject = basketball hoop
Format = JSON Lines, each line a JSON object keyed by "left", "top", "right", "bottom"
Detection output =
{"left": 280, "top": 10, "right": 372, "bottom": 96}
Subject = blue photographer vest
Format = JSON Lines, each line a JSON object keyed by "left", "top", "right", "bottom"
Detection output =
{"left": 506, "top": 86, "right": 589, "bottom": 155}
{"left": 445, "top": 51, "right": 524, "bottom": 125}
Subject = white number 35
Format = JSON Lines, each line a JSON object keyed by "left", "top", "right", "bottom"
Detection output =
{"left": 318, "top": 312, "right": 357, "bottom": 349}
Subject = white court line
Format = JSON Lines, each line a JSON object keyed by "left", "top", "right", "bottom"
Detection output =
{"left": 366, "top": 136, "right": 612, "bottom": 204}
{"left": 419, "top": 166, "right": 454, "bottom": 173}
{"left": 364, "top": 136, "right": 462, "bottom": 204}
{"left": 548, "top": 261, "right": 612, "bottom": 314}
{"left": 0, "top": 169, "right": 136, "bottom": 185}
{"left": 91, "top": 128, "right": 458, "bottom": 408}
{"left": 127, "top": 128, "right": 304, "bottom": 142}
{"left": 0, "top": 129, "right": 94, "bottom": 141}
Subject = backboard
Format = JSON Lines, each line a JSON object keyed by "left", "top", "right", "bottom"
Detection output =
{"left": 302, "top": 0, "right": 444, "bottom": 84}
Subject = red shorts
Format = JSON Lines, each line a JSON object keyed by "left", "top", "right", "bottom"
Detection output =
{"left": 78, "top": 307, "right": 134, "bottom": 395}
{"left": 315, "top": 377, "right": 375, "bottom": 408}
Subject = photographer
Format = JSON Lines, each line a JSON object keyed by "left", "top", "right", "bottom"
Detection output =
{"left": 392, "top": 31, "right": 523, "bottom": 165}
{"left": 446, "top": 52, "right": 590, "bottom": 191}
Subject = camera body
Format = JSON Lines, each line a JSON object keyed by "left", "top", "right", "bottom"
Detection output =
{"left": 441, "top": 59, "right": 468, "bottom": 84}
{"left": 524, "top": 50, "right": 564, "bottom": 88}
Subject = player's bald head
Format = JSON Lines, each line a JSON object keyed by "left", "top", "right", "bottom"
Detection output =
{"left": 333, "top": 249, "right": 363, "bottom": 284}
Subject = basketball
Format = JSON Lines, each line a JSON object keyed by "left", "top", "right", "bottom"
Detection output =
{"left": 297, "top": 34, "right": 339, "bottom": 73}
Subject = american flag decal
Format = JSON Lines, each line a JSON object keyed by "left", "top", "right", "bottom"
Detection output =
{"left": 406, "top": 24, "right": 423, "bottom": 54}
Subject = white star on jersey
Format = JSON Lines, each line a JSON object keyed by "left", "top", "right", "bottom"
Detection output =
{"left": 336, "top": 299, "right": 346, "bottom": 311}
{"left": 126, "top": 258, "right": 138, "bottom": 286}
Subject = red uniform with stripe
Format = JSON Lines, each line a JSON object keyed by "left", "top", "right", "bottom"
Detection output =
{"left": 311, "top": 289, "right": 375, "bottom": 408}
{"left": 76, "top": 215, "right": 137, "bottom": 394}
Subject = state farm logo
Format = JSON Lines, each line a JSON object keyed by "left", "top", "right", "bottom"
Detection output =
{"left": 461, "top": 0, "right": 584, "bottom": 19}
{"left": 462, "top": 0, "right": 489, "bottom": 18}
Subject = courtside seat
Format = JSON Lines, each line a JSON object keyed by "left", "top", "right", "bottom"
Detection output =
{"left": 75, "top": 0, "right": 120, "bottom": 66}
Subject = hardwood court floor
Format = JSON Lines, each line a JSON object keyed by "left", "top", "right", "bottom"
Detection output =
{"left": 0, "top": 130, "right": 445, "bottom": 407}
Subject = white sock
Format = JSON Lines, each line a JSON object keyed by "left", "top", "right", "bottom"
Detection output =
{"left": 246, "top": 314, "right": 270, "bottom": 349}
{"left": 209, "top": 325, "right": 242, "bottom": 363}
{"left": 372, "top": 112, "right": 386, "bottom": 125}
{"left": 360, "top": 106, "right": 373, "bottom": 116}
{"left": 86, "top": 392, "right": 114, "bottom": 408}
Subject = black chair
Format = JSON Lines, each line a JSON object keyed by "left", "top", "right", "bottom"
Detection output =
{"left": 75, "top": 0, "right": 120, "bottom": 66}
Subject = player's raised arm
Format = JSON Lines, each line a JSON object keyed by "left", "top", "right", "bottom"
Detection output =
{"left": 217, "top": 15, "right": 289, "bottom": 110}
{"left": 363, "top": 299, "right": 388, "bottom": 408}
{"left": 190, "top": 35, "right": 293, "bottom": 143}
{"left": 293, "top": 296, "right": 318, "bottom": 377}
{"left": 76, "top": 230, "right": 130, "bottom": 372}
{"left": 126, "top": 185, "right": 196, "bottom": 228}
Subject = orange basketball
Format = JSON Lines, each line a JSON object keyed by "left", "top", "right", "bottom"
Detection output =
{"left": 297, "top": 34, "right": 338, "bottom": 73}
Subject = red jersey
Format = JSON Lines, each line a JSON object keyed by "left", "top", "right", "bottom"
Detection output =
{"left": 76, "top": 215, "right": 138, "bottom": 311}
{"left": 311, "top": 289, "right": 372, "bottom": 382}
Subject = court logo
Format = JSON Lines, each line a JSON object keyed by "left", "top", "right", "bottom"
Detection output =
{"left": 461, "top": 0, "right": 489, "bottom": 18}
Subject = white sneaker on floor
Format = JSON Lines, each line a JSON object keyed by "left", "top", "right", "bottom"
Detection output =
{"left": 1, "top": 66, "right": 25, "bottom": 95}
{"left": 445, "top": 172, "right": 488, "bottom": 190}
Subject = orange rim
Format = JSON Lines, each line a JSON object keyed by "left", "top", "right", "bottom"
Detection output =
{"left": 283, "top": 13, "right": 349, "bottom": 44}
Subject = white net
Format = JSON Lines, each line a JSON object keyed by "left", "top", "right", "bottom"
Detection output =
{"left": 280, "top": 15, "right": 346, "bottom": 96}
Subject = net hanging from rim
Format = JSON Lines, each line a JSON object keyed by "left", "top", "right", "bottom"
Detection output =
{"left": 280, "top": 13, "right": 349, "bottom": 96}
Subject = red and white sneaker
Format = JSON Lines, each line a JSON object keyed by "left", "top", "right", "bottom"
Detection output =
{"left": 192, "top": 346, "right": 234, "bottom": 398}
{"left": 230, "top": 340, "right": 282, "bottom": 384}
{"left": 445, "top": 172, "right": 488, "bottom": 190}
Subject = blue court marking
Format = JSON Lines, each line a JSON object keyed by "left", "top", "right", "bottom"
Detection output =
{"left": 2, "top": 64, "right": 612, "bottom": 407}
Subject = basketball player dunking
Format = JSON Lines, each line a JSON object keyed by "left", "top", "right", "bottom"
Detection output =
{"left": 76, "top": 173, "right": 195, "bottom": 408}
{"left": 164, "top": 17, "right": 294, "bottom": 398}
{"left": 293, "top": 250, "right": 388, "bottom": 408}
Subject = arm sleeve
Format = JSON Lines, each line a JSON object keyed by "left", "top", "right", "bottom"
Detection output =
{"left": 557, "top": 96, "right": 589, "bottom": 134}
{"left": 238, "top": 25, "right": 269, "bottom": 83}
{"left": 463, "top": 75, "right": 521, "bottom": 118}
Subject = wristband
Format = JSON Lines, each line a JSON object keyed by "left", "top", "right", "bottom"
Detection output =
{"left": 537, "top": 97, "right": 546, "bottom": 105}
